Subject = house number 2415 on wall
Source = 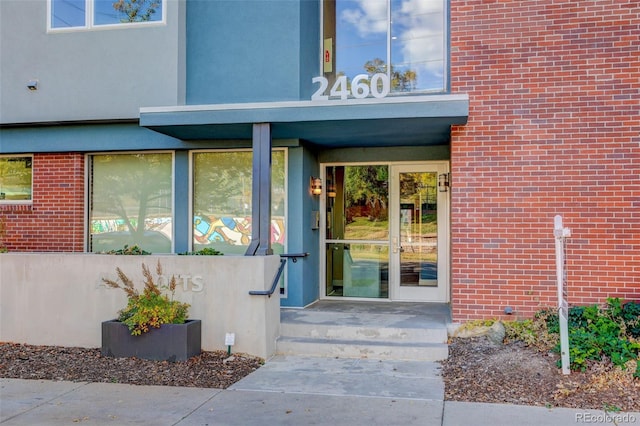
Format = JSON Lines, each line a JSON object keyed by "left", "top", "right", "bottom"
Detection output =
{"left": 311, "top": 73, "right": 390, "bottom": 100}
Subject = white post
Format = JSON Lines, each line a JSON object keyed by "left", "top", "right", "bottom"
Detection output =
{"left": 554, "top": 215, "right": 571, "bottom": 375}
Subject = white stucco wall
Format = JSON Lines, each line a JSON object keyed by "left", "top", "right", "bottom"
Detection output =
{"left": 0, "top": 254, "right": 281, "bottom": 359}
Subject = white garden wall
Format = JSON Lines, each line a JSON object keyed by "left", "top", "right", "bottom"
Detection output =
{"left": 0, "top": 254, "right": 281, "bottom": 359}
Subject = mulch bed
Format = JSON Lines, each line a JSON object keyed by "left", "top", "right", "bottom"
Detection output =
{"left": 441, "top": 337, "right": 640, "bottom": 412}
{"left": 0, "top": 343, "right": 263, "bottom": 389}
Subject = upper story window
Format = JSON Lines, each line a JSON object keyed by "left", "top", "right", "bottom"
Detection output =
{"left": 49, "top": 0, "right": 164, "bottom": 31}
{"left": 0, "top": 156, "right": 33, "bottom": 203}
{"left": 323, "top": 0, "right": 447, "bottom": 94}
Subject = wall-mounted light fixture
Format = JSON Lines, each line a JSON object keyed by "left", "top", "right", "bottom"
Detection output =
{"left": 27, "top": 80, "right": 38, "bottom": 91}
{"left": 310, "top": 177, "right": 322, "bottom": 196}
{"left": 438, "top": 173, "right": 450, "bottom": 192}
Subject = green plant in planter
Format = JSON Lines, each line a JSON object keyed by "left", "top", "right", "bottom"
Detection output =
{"left": 102, "top": 261, "right": 190, "bottom": 336}
{"left": 178, "top": 247, "right": 223, "bottom": 256}
{"left": 103, "top": 244, "right": 151, "bottom": 255}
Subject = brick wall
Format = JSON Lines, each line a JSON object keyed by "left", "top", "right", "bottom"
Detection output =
{"left": 450, "top": 0, "right": 640, "bottom": 320}
{"left": 1, "top": 153, "right": 85, "bottom": 252}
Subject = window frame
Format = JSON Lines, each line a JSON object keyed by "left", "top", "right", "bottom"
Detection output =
{"left": 47, "top": 0, "right": 166, "bottom": 33}
{"left": 0, "top": 155, "right": 34, "bottom": 205}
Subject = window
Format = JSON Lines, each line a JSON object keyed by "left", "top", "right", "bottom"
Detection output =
{"left": 49, "top": 0, "right": 164, "bottom": 30}
{"left": 192, "top": 150, "right": 286, "bottom": 255}
{"left": 0, "top": 156, "right": 33, "bottom": 203}
{"left": 323, "top": 0, "right": 447, "bottom": 94}
{"left": 89, "top": 153, "right": 173, "bottom": 253}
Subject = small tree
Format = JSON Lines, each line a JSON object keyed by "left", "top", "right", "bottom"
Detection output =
{"left": 113, "top": 0, "right": 160, "bottom": 23}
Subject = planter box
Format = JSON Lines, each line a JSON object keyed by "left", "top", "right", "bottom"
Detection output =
{"left": 101, "top": 319, "right": 201, "bottom": 361}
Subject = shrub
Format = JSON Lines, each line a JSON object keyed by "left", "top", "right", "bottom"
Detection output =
{"left": 622, "top": 301, "right": 640, "bottom": 338}
{"left": 178, "top": 247, "right": 223, "bottom": 256}
{"left": 102, "top": 261, "right": 190, "bottom": 336}
{"left": 103, "top": 244, "right": 151, "bottom": 255}
{"left": 542, "top": 298, "right": 640, "bottom": 373}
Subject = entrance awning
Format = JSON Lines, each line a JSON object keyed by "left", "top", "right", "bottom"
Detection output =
{"left": 139, "top": 94, "right": 469, "bottom": 147}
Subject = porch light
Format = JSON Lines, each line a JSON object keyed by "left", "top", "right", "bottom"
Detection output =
{"left": 310, "top": 177, "right": 322, "bottom": 196}
{"left": 438, "top": 173, "right": 450, "bottom": 192}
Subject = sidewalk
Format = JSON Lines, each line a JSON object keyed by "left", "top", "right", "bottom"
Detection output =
{"left": 1, "top": 356, "right": 639, "bottom": 425}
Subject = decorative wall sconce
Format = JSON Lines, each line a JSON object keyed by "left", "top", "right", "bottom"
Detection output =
{"left": 438, "top": 173, "right": 450, "bottom": 192}
{"left": 310, "top": 177, "right": 322, "bottom": 196}
{"left": 27, "top": 80, "right": 38, "bottom": 91}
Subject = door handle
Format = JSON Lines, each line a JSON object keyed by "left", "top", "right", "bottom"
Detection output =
{"left": 392, "top": 237, "right": 403, "bottom": 253}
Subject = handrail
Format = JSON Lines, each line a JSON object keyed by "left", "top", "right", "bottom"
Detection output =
{"left": 249, "top": 252, "right": 309, "bottom": 297}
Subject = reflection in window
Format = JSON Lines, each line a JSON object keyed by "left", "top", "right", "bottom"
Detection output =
{"left": 326, "top": 165, "right": 388, "bottom": 241}
{"left": 325, "top": 165, "right": 389, "bottom": 299}
{"left": 326, "top": 243, "right": 389, "bottom": 298}
{"left": 50, "top": 0, "right": 163, "bottom": 29}
{"left": 192, "top": 150, "right": 286, "bottom": 255}
{"left": 0, "top": 156, "right": 33, "bottom": 202}
{"left": 323, "top": 0, "right": 446, "bottom": 94}
{"left": 89, "top": 153, "right": 173, "bottom": 253}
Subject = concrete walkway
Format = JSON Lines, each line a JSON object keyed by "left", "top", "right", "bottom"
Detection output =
{"left": 1, "top": 356, "right": 639, "bottom": 425}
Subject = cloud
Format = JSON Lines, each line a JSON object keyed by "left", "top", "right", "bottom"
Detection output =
{"left": 340, "top": 0, "right": 387, "bottom": 37}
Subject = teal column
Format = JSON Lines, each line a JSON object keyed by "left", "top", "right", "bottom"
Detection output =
{"left": 245, "top": 123, "right": 273, "bottom": 256}
{"left": 174, "top": 151, "right": 190, "bottom": 253}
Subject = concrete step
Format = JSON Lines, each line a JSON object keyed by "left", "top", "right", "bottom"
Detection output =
{"left": 276, "top": 302, "right": 450, "bottom": 361}
{"left": 276, "top": 336, "right": 449, "bottom": 361}
{"left": 280, "top": 321, "right": 448, "bottom": 343}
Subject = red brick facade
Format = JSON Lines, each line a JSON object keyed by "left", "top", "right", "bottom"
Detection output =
{"left": 0, "top": 154, "right": 85, "bottom": 252}
{"left": 450, "top": 0, "right": 640, "bottom": 320}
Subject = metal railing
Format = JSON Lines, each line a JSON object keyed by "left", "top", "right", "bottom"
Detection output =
{"left": 248, "top": 252, "right": 309, "bottom": 297}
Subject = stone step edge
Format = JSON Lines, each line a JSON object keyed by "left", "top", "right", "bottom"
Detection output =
{"left": 280, "top": 324, "right": 448, "bottom": 342}
{"left": 276, "top": 335, "right": 449, "bottom": 348}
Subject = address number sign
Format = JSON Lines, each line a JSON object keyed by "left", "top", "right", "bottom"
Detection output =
{"left": 312, "top": 73, "right": 390, "bottom": 100}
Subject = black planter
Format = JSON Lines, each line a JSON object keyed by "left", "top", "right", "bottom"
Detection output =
{"left": 101, "top": 319, "right": 201, "bottom": 361}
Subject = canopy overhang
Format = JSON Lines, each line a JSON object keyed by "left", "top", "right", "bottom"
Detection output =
{"left": 139, "top": 94, "right": 469, "bottom": 147}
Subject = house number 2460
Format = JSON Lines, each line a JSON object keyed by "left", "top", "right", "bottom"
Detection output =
{"left": 311, "top": 73, "right": 390, "bottom": 100}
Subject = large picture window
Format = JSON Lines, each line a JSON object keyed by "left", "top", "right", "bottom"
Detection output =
{"left": 323, "top": 0, "right": 446, "bottom": 94}
{"left": 192, "top": 150, "right": 286, "bottom": 255}
{"left": 0, "top": 156, "right": 33, "bottom": 203}
{"left": 89, "top": 153, "right": 173, "bottom": 253}
{"left": 49, "top": 0, "right": 164, "bottom": 30}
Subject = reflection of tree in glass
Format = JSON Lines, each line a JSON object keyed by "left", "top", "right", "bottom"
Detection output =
{"left": 194, "top": 153, "right": 253, "bottom": 217}
{"left": 0, "top": 158, "right": 32, "bottom": 200}
{"left": 364, "top": 58, "right": 417, "bottom": 92}
{"left": 345, "top": 166, "right": 388, "bottom": 221}
{"left": 92, "top": 154, "right": 171, "bottom": 239}
{"left": 113, "top": 0, "right": 160, "bottom": 22}
{"left": 400, "top": 172, "right": 437, "bottom": 222}
{"left": 193, "top": 152, "right": 286, "bottom": 217}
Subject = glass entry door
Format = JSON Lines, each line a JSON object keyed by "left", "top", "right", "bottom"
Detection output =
{"left": 324, "top": 165, "right": 389, "bottom": 298}
{"left": 390, "top": 164, "right": 448, "bottom": 302}
{"left": 322, "top": 163, "right": 449, "bottom": 302}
